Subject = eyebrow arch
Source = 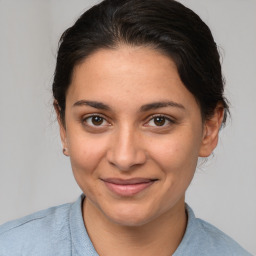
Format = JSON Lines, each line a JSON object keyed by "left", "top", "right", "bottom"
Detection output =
{"left": 73, "top": 100, "right": 185, "bottom": 112}
{"left": 73, "top": 100, "right": 111, "bottom": 110}
{"left": 140, "top": 101, "right": 185, "bottom": 112}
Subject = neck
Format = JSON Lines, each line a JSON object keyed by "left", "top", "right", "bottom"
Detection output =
{"left": 83, "top": 197, "right": 187, "bottom": 256}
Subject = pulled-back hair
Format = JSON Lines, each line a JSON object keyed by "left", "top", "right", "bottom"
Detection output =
{"left": 53, "top": 0, "right": 229, "bottom": 124}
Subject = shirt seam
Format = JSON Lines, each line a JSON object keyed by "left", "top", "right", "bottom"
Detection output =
{"left": 0, "top": 216, "right": 47, "bottom": 236}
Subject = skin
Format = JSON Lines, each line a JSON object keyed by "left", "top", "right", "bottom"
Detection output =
{"left": 57, "top": 45, "right": 224, "bottom": 256}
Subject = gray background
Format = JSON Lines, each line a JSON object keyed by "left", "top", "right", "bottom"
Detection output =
{"left": 0, "top": 0, "right": 255, "bottom": 254}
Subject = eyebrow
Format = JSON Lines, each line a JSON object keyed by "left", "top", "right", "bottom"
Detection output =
{"left": 73, "top": 100, "right": 111, "bottom": 110}
{"left": 73, "top": 100, "right": 185, "bottom": 112}
{"left": 140, "top": 101, "right": 185, "bottom": 112}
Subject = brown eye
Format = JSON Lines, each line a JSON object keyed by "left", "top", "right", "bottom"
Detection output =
{"left": 83, "top": 115, "right": 108, "bottom": 127}
{"left": 153, "top": 116, "right": 166, "bottom": 126}
{"left": 91, "top": 116, "right": 103, "bottom": 126}
{"left": 146, "top": 115, "right": 174, "bottom": 128}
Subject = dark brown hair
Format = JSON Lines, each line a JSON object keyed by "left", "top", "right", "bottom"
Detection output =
{"left": 52, "top": 0, "right": 229, "bottom": 124}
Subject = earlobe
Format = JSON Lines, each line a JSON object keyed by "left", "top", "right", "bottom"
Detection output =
{"left": 54, "top": 100, "right": 69, "bottom": 156}
{"left": 59, "top": 123, "right": 69, "bottom": 157}
{"left": 63, "top": 147, "right": 69, "bottom": 156}
{"left": 199, "top": 105, "right": 224, "bottom": 157}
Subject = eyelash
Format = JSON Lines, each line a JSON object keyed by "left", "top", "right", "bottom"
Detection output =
{"left": 82, "top": 114, "right": 110, "bottom": 128}
{"left": 81, "top": 114, "right": 175, "bottom": 129}
{"left": 145, "top": 114, "right": 175, "bottom": 128}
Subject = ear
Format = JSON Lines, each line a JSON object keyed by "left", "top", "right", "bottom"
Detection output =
{"left": 199, "top": 104, "right": 225, "bottom": 157}
{"left": 54, "top": 100, "right": 69, "bottom": 156}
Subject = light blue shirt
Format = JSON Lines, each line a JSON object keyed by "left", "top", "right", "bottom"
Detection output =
{"left": 0, "top": 195, "right": 252, "bottom": 255}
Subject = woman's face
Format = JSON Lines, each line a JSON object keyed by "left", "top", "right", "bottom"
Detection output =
{"left": 60, "top": 46, "right": 210, "bottom": 226}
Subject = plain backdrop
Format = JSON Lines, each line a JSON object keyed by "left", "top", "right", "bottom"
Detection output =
{"left": 0, "top": 0, "right": 255, "bottom": 254}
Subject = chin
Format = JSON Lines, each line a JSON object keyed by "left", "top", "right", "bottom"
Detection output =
{"left": 104, "top": 203, "right": 156, "bottom": 227}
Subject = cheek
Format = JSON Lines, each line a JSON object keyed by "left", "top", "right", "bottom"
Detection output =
{"left": 67, "top": 132, "right": 109, "bottom": 186}
{"left": 148, "top": 131, "right": 200, "bottom": 178}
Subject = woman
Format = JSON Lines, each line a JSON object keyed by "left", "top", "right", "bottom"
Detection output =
{"left": 0, "top": 0, "right": 252, "bottom": 255}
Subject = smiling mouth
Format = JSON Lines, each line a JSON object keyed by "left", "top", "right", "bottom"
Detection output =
{"left": 101, "top": 178, "right": 158, "bottom": 197}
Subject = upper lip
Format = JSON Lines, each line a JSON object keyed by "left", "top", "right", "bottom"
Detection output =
{"left": 101, "top": 178, "right": 158, "bottom": 185}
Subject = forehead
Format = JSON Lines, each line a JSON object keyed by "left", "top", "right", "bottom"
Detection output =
{"left": 66, "top": 45, "right": 198, "bottom": 113}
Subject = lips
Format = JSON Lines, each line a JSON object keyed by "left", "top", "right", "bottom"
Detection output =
{"left": 101, "top": 178, "right": 157, "bottom": 196}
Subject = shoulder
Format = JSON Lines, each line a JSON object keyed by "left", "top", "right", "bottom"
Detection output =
{"left": 174, "top": 205, "right": 252, "bottom": 256}
{"left": 0, "top": 202, "right": 72, "bottom": 256}
{"left": 196, "top": 217, "right": 251, "bottom": 255}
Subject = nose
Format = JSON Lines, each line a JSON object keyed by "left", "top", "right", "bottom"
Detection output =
{"left": 107, "top": 126, "right": 147, "bottom": 171}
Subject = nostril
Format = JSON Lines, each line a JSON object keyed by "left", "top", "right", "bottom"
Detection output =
{"left": 106, "top": 149, "right": 147, "bottom": 171}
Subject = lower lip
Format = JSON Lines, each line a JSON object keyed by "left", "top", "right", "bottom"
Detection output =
{"left": 103, "top": 181, "right": 155, "bottom": 197}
